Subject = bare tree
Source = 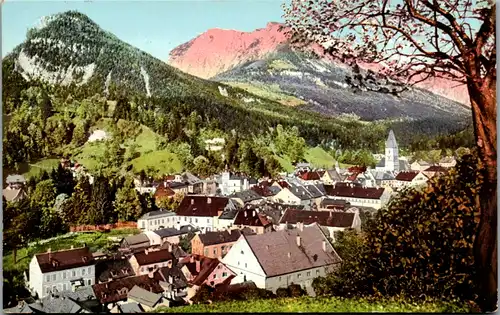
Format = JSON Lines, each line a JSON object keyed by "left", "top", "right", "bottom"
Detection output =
{"left": 283, "top": 0, "right": 496, "bottom": 310}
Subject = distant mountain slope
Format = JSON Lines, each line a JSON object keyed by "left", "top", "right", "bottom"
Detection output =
{"left": 214, "top": 44, "right": 471, "bottom": 121}
{"left": 169, "top": 22, "right": 288, "bottom": 80}
{"left": 167, "top": 23, "right": 470, "bottom": 106}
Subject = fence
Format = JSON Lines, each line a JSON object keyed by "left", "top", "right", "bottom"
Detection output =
{"left": 70, "top": 221, "right": 137, "bottom": 232}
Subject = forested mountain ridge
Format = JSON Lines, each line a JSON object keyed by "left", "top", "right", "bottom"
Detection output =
{"left": 3, "top": 10, "right": 472, "bottom": 156}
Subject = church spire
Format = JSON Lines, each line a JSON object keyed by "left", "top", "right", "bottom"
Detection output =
{"left": 386, "top": 130, "right": 398, "bottom": 149}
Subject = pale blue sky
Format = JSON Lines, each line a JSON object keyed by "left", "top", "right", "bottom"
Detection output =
{"left": 2, "top": 0, "right": 286, "bottom": 61}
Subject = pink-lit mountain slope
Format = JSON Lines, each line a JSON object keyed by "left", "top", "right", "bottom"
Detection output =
{"left": 167, "top": 23, "right": 469, "bottom": 106}
{"left": 168, "top": 22, "right": 289, "bottom": 80}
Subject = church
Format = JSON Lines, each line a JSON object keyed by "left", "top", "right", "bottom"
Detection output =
{"left": 375, "top": 130, "right": 410, "bottom": 172}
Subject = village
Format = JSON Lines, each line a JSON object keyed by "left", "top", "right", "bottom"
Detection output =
{"left": 3, "top": 130, "right": 457, "bottom": 313}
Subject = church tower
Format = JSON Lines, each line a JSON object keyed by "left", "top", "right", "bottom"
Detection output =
{"left": 385, "top": 130, "right": 399, "bottom": 172}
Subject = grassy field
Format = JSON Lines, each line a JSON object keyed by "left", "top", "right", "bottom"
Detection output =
{"left": 21, "top": 159, "right": 61, "bottom": 179}
{"left": 130, "top": 149, "right": 183, "bottom": 174}
{"left": 3, "top": 229, "right": 140, "bottom": 273}
{"left": 225, "top": 81, "right": 306, "bottom": 107}
{"left": 73, "top": 119, "right": 182, "bottom": 173}
{"left": 305, "top": 147, "right": 336, "bottom": 169}
{"left": 156, "top": 296, "right": 471, "bottom": 313}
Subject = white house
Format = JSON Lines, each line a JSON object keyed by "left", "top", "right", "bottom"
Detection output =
{"left": 137, "top": 211, "right": 177, "bottom": 231}
{"left": 410, "top": 160, "right": 431, "bottom": 172}
{"left": 28, "top": 246, "right": 96, "bottom": 299}
{"left": 220, "top": 172, "right": 252, "bottom": 195}
{"left": 175, "top": 196, "right": 238, "bottom": 233}
{"left": 222, "top": 223, "right": 341, "bottom": 293}
{"left": 324, "top": 183, "right": 392, "bottom": 210}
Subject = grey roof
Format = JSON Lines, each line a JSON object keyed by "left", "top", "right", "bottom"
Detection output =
{"left": 153, "top": 228, "right": 189, "bottom": 239}
{"left": 287, "top": 182, "right": 314, "bottom": 200}
{"left": 181, "top": 172, "right": 202, "bottom": 185}
{"left": 127, "top": 285, "right": 163, "bottom": 308}
{"left": 375, "top": 158, "right": 409, "bottom": 171}
{"left": 230, "top": 190, "right": 263, "bottom": 203}
{"left": 139, "top": 210, "right": 176, "bottom": 220}
{"left": 219, "top": 208, "right": 239, "bottom": 220}
{"left": 6, "top": 174, "right": 26, "bottom": 184}
{"left": 118, "top": 302, "right": 144, "bottom": 313}
{"left": 96, "top": 257, "right": 135, "bottom": 283}
{"left": 325, "top": 169, "right": 342, "bottom": 182}
{"left": 122, "top": 234, "right": 150, "bottom": 246}
{"left": 268, "top": 186, "right": 282, "bottom": 195}
{"left": 243, "top": 223, "right": 342, "bottom": 277}
{"left": 303, "top": 184, "right": 325, "bottom": 198}
{"left": 386, "top": 130, "right": 398, "bottom": 149}
{"left": 155, "top": 266, "right": 188, "bottom": 289}
{"left": 30, "top": 291, "right": 93, "bottom": 313}
{"left": 4, "top": 302, "right": 36, "bottom": 313}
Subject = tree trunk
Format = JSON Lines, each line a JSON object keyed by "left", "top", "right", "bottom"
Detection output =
{"left": 468, "top": 81, "right": 497, "bottom": 312}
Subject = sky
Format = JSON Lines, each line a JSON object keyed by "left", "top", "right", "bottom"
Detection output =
{"left": 2, "top": 0, "right": 286, "bottom": 61}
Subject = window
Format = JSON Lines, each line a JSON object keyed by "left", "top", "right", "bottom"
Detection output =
{"left": 162, "top": 219, "right": 165, "bottom": 224}
{"left": 213, "top": 248, "right": 217, "bottom": 255}
{"left": 82, "top": 268, "right": 86, "bottom": 276}
{"left": 72, "top": 270, "right": 76, "bottom": 277}
{"left": 87, "top": 279, "right": 92, "bottom": 286}
{"left": 238, "top": 261, "right": 240, "bottom": 266}
{"left": 245, "top": 263, "right": 247, "bottom": 268}
{"left": 240, "top": 250, "right": 244, "bottom": 255}
{"left": 297, "top": 273, "right": 302, "bottom": 279}
{"left": 63, "top": 272, "right": 67, "bottom": 280}
{"left": 222, "top": 272, "right": 227, "bottom": 277}
{"left": 189, "top": 218, "right": 192, "bottom": 223}
{"left": 207, "top": 218, "right": 210, "bottom": 223}
{"left": 307, "top": 271, "right": 311, "bottom": 277}
{"left": 88, "top": 267, "right": 91, "bottom": 274}
{"left": 46, "top": 275, "right": 50, "bottom": 282}
{"left": 52, "top": 274, "right": 56, "bottom": 281}
{"left": 213, "top": 274, "right": 217, "bottom": 279}
{"left": 184, "top": 217, "right": 187, "bottom": 221}
{"left": 279, "top": 276, "right": 282, "bottom": 282}
{"left": 204, "top": 248, "right": 209, "bottom": 256}
{"left": 63, "top": 283, "right": 67, "bottom": 291}
{"left": 52, "top": 285, "right": 57, "bottom": 292}
{"left": 45, "top": 287, "right": 50, "bottom": 294}
{"left": 195, "top": 218, "right": 198, "bottom": 223}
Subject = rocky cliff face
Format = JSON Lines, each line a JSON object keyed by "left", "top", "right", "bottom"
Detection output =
{"left": 167, "top": 23, "right": 469, "bottom": 105}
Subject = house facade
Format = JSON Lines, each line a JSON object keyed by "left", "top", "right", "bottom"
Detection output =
{"left": 28, "top": 246, "right": 96, "bottom": 299}
{"left": 222, "top": 224, "right": 341, "bottom": 293}
{"left": 191, "top": 230, "right": 245, "bottom": 259}
{"left": 324, "top": 183, "right": 392, "bottom": 210}
{"left": 129, "top": 249, "right": 174, "bottom": 276}
{"left": 392, "top": 171, "right": 428, "bottom": 190}
{"left": 137, "top": 211, "right": 177, "bottom": 231}
{"left": 175, "top": 196, "right": 237, "bottom": 233}
{"left": 220, "top": 172, "right": 251, "bottom": 195}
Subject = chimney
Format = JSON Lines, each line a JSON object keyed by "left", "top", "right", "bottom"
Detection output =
{"left": 195, "top": 260, "right": 201, "bottom": 273}
{"left": 191, "top": 199, "right": 194, "bottom": 205}
{"left": 207, "top": 197, "right": 212, "bottom": 204}
{"left": 296, "top": 235, "right": 301, "bottom": 247}
{"left": 252, "top": 210, "right": 255, "bottom": 217}
{"left": 322, "top": 240, "right": 327, "bottom": 252}
{"left": 266, "top": 245, "right": 269, "bottom": 250}
{"left": 287, "top": 252, "right": 291, "bottom": 258}
{"left": 244, "top": 211, "right": 247, "bottom": 217}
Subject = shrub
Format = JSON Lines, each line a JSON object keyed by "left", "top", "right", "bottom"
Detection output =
{"left": 276, "top": 288, "right": 289, "bottom": 298}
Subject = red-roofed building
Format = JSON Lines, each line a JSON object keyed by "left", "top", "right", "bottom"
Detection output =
{"left": 422, "top": 165, "right": 450, "bottom": 179}
{"left": 393, "top": 171, "right": 428, "bottom": 189}
{"left": 324, "top": 183, "right": 392, "bottom": 209}
{"left": 233, "top": 208, "right": 273, "bottom": 234}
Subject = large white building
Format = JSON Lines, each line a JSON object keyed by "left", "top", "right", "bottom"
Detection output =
{"left": 324, "top": 183, "right": 392, "bottom": 210}
{"left": 222, "top": 223, "right": 341, "bottom": 293}
{"left": 137, "top": 210, "right": 177, "bottom": 231}
{"left": 28, "top": 246, "right": 96, "bottom": 299}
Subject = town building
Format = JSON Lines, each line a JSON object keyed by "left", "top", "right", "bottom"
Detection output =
{"left": 137, "top": 210, "right": 177, "bottom": 231}
{"left": 191, "top": 229, "right": 253, "bottom": 259}
{"left": 28, "top": 246, "right": 96, "bottom": 299}
{"left": 175, "top": 196, "right": 238, "bottom": 233}
{"left": 233, "top": 208, "right": 273, "bottom": 234}
{"left": 129, "top": 249, "right": 175, "bottom": 276}
{"left": 392, "top": 171, "right": 429, "bottom": 190}
{"left": 324, "top": 183, "right": 392, "bottom": 210}
{"left": 222, "top": 223, "right": 341, "bottom": 293}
